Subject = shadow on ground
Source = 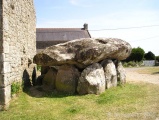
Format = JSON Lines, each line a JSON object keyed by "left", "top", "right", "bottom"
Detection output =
{"left": 23, "top": 85, "right": 79, "bottom": 98}
{"left": 152, "top": 72, "right": 159, "bottom": 75}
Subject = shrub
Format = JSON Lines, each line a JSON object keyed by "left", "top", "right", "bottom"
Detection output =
{"left": 37, "top": 65, "right": 41, "bottom": 71}
{"left": 11, "top": 82, "right": 21, "bottom": 95}
{"left": 122, "top": 61, "right": 143, "bottom": 67}
{"left": 156, "top": 56, "right": 159, "bottom": 62}
{"left": 125, "top": 47, "right": 145, "bottom": 62}
{"left": 144, "top": 51, "right": 155, "bottom": 60}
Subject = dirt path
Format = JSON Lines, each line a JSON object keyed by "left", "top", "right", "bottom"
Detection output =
{"left": 125, "top": 67, "right": 159, "bottom": 85}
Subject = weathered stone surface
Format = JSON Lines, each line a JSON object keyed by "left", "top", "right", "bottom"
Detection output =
{"left": 0, "top": 0, "right": 36, "bottom": 110}
{"left": 0, "top": 103, "right": 10, "bottom": 111}
{"left": 77, "top": 63, "right": 105, "bottom": 95}
{"left": 34, "top": 38, "right": 132, "bottom": 68}
{"left": 41, "top": 66, "right": 50, "bottom": 75}
{"left": 43, "top": 68, "right": 57, "bottom": 89}
{"left": 116, "top": 61, "right": 126, "bottom": 84}
{"left": 0, "top": 85, "right": 11, "bottom": 110}
{"left": 56, "top": 65, "right": 80, "bottom": 94}
{"left": 101, "top": 59, "right": 117, "bottom": 89}
{"left": 36, "top": 75, "right": 44, "bottom": 86}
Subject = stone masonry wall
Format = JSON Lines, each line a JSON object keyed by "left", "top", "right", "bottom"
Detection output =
{"left": 0, "top": 0, "right": 36, "bottom": 110}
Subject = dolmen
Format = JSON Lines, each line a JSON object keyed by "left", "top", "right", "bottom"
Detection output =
{"left": 33, "top": 38, "right": 132, "bottom": 95}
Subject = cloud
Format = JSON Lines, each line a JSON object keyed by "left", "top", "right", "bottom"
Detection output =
{"left": 69, "top": 0, "right": 79, "bottom": 5}
{"left": 36, "top": 8, "right": 159, "bottom": 55}
{"left": 69, "top": 0, "right": 93, "bottom": 7}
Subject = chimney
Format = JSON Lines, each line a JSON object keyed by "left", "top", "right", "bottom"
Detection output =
{"left": 83, "top": 23, "right": 88, "bottom": 30}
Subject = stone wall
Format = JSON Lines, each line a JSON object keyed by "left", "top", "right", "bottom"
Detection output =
{"left": 0, "top": 0, "right": 36, "bottom": 110}
{"left": 143, "top": 60, "right": 155, "bottom": 66}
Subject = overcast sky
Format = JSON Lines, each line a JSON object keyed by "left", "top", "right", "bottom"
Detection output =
{"left": 34, "top": 0, "right": 159, "bottom": 56}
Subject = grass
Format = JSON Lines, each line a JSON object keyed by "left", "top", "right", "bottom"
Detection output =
{"left": 137, "top": 66, "right": 159, "bottom": 74}
{"left": 11, "top": 82, "right": 22, "bottom": 95}
{"left": 0, "top": 83, "right": 159, "bottom": 120}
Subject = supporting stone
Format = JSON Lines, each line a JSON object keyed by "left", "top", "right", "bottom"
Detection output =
{"left": 56, "top": 65, "right": 80, "bottom": 94}
{"left": 101, "top": 59, "right": 117, "bottom": 89}
{"left": 43, "top": 67, "right": 57, "bottom": 89}
{"left": 0, "top": 85, "right": 11, "bottom": 111}
{"left": 41, "top": 66, "right": 50, "bottom": 75}
{"left": 77, "top": 63, "right": 105, "bottom": 95}
{"left": 116, "top": 61, "right": 126, "bottom": 84}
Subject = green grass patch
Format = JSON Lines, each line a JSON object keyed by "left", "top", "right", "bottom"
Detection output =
{"left": 11, "top": 82, "right": 22, "bottom": 95}
{"left": 37, "top": 65, "right": 41, "bottom": 72}
{"left": 65, "top": 105, "right": 83, "bottom": 114}
{"left": 1, "top": 83, "right": 159, "bottom": 120}
{"left": 97, "top": 84, "right": 141, "bottom": 104}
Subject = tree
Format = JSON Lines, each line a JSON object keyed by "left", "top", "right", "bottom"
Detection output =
{"left": 144, "top": 51, "right": 155, "bottom": 60}
{"left": 125, "top": 47, "right": 145, "bottom": 62}
{"left": 156, "top": 56, "right": 159, "bottom": 62}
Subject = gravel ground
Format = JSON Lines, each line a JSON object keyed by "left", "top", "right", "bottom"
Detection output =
{"left": 125, "top": 67, "right": 159, "bottom": 85}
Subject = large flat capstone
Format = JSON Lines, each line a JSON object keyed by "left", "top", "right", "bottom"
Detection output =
{"left": 33, "top": 38, "right": 132, "bottom": 68}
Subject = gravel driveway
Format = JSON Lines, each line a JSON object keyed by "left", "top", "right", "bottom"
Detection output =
{"left": 125, "top": 67, "right": 159, "bottom": 85}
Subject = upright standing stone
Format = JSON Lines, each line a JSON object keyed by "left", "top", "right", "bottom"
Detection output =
{"left": 56, "top": 65, "right": 80, "bottom": 94}
{"left": 77, "top": 63, "right": 105, "bottom": 95}
{"left": 0, "top": 0, "right": 36, "bottom": 110}
{"left": 43, "top": 68, "right": 57, "bottom": 89}
{"left": 41, "top": 66, "right": 50, "bottom": 75}
{"left": 116, "top": 61, "right": 126, "bottom": 84}
{"left": 101, "top": 59, "right": 117, "bottom": 89}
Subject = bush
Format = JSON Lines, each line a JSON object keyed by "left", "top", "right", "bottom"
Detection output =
{"left": 156, "top": 56, "right": 159, "bottom": 62}
{"left": 122, "top": 61, "right": 143, "bottom": 67}
{"left": 144, "top": 51, "right": 155, "bottom": 60}
{"left": 125, "top": 47, "right": 145, "bottom": 62}
{"left": 37, "top": 65, "right": 41, "bottom": 71}
{"left": 11, "top": 82, "right": 21, "bottom": 95}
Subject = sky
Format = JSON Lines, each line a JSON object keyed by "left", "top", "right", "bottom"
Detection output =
{"left": 34, "top": 0, "right": 159, "bottom": 56}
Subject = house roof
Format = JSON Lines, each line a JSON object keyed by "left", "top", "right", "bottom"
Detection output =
{"left": 36, "top": 27, "right": 91, "bottom": 41}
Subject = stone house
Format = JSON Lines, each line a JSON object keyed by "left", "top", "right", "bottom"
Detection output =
{"left": 36, "top": 23, "right": 91, "bottom": 52}
{"left": 0, "top": 0, "right": 36, "bottom": 110}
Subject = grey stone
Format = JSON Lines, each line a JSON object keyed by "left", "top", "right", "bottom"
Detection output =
{"left": 0, "top": 0, "right": 36, "bottom": 110}
{"left": 41, "top": 66, "right": 50, "bottom": 75}
{"left": 77, "top": 63, "right": 105, "bottom": 95}
{"left": 1, "top": 62, "right": 11, "bottom": 74}
{"left": 102, "top": 59, "right": 117, "bottom": 89}
{"left": 55, "top": 65, "right": 80, "bottom": 94}
{"left": 43, "top": 68, "right": 57, "bottom": 89}
{"left": 34, "top": 38, "right": 132, "bottom": 69}
{"left": 0, "top": 104, "right": 10, "bottom": 111}
{"left": 36, "top": 75, "right": 45, "bottom": 86}
{"left": 3, "top": 41, "right": 9, "bottom": 53}
{"left": 0, "top": 85, "right": 11, "bottom": 109}
{"left": 116, "top": 61, "right": 126, "bottom": 84}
